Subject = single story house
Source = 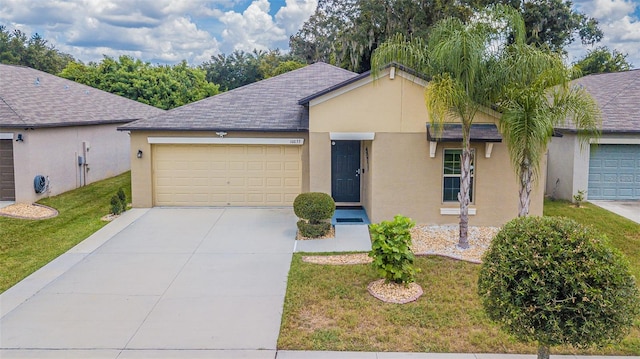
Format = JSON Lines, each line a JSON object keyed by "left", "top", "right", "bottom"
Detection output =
{"left": 0, "top": 64, "right": 165, "bottom": 203}
{"left": 546, "top": 69, "right": 640, "bottom": 201}
{"left": 119, "top": 62, "right": 543, "bottom": 226}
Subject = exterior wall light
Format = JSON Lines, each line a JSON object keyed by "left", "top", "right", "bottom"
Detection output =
{"left": 16, "top": 133, "right": 24, "bottom": 142}
{"left": 137, "top": 150, "right": 143, "bottom": 158}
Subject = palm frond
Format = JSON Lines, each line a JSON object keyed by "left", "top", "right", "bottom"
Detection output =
{"left": 370, "top": 33, "right": 428, "bottom": 79}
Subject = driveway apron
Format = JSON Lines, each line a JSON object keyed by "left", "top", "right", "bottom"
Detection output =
{"left": 0, "top": 207, "right": 297, "bottom": 351}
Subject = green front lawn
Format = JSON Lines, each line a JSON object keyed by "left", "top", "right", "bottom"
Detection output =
{"left": 0, "top": 172, "right": 131, "bottom": 293}
{"left": 278, "top": 199, "right": 640, "bottom": 354}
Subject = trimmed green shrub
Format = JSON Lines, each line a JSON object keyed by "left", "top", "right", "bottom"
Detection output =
{"left": 110, "top": 195, "right": 123, "bottom": 215}
{"left": 297, "top": 220, "right": 332, "bottom": 238}
{"left": 478, "top": 216, "right": 640, "bottom": 359}
{"left": 293, "top": 192, "right": 335, "bottom": 224}
{"left": 117, "top": 188, "right": 127, "bottom": 209}
{"left": 368, "top": 215, "right": 419, "bottom": 285}
{"left": 293, "top": 192, "right": 335, "bottom": 238}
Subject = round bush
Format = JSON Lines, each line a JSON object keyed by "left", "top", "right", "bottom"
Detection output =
{"left": 293, "top": 192, "right": 335, "bottom": 224}
{"left": 478, "top": 216, "right": 640, "bottom": 352}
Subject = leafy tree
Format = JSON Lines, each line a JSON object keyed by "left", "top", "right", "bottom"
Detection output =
{"left": 291, "top": 0, "right": 474, "bottom": 72}
{"left": 201, "top": 50, "right": 262, "bottom": 91}
{"left": 0, "top": 26, "right": 75, "bottom": 74}
{"left": 59, "top": 56, "right": 219, "bottom": 109}
{"left": 371, "top": 6, "right": 516, "bottom": 248}
{"left": 292, "top": 0, "right": 603, "bottom": 72}
{"left": 478, "top": 216, "right": 640, "bottom": 359}
{"left": 200, "top": 49, "right": 305, "bottom": 91}
{"left": 573, "top": 46, "right": 632, "bottom": 77}
{"left": 516, "top": 0, "right": 603, "bottom": 52}
{"left": 495, "top": 25, "right": 601, "bottom": 216}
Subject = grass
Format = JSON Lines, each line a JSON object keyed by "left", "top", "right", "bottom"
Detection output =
{"left": 278, "top": 199, "right": 640, "bottom": 354}
{"left": 0, "top": 172, "right": 131, "bottom": 294}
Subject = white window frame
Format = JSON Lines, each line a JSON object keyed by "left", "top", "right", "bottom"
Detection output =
{"left": 442, "top": 148, "right": 475, "bottom": 203}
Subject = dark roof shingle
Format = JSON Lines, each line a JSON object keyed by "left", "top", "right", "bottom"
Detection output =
{"left": 120, "top": 62, "right": 358, "bottom": 132}
{"left": 0, "top": 64, "right": 164, "bottom": 128}
{"left": 557, "top": 69, "right": 640, "bottom": 133}
{"left": 427, "top": 124, "right": 502, "bottom": 142}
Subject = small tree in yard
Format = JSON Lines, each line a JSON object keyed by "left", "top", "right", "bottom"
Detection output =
{"left": 478, "top": 216, "right": 640, "bottom": 359}
{"left": 369, "top": 215, "right": 419, "bottom": 285}
{"left": 110, "top": 195, "right": 123, "bottom": 215}
{"left": 293, "top": 192, "right": 335, "bottom": 238}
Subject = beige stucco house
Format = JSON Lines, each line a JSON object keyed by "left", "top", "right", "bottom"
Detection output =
{"left": 120, "top": 62, "right": 543, "bottom": 226}
{"left": 0, "top": 64, "right": 165, "bottom": 203}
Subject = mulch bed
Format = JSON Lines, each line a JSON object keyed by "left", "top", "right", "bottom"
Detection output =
{"left": 0, "top": 203, "right": 58, "bottom": 220}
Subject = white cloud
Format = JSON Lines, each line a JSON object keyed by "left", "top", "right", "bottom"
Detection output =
{"left": 275, "top": 0, "right": 317, "bottom": 35}
{"left": 219, "top": 0, "right": 287, "bottom": 52}
{"left": 0, "top": 0, "right": 317, "bottom": 64}
{"left": 570, "top": 0, "right": 640, "bottom": 68}
{"left": 580, "top": 0, "right": 636, "bottom": 21}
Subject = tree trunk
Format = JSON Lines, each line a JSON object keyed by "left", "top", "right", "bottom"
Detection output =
{"left": 537, "top": 344, "right": 550, "bottom": 359}
{"left": 518, "top": 163, "right": 533, "bottom": 217}
{"left": 458, "top": 136, "right": 472, "bottom": 249}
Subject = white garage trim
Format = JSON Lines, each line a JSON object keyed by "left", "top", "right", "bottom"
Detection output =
{"left": 148, "top": 137, "right": 304, "bottom": 145}
{"left": 590, "top": 138, "right": 640, "bottom": 145}
{"left": 0, "top": 133, "right": 14, "bottom": 140}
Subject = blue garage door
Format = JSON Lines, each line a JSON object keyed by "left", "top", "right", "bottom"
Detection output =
{"left": 588, "top": 144, "right": 640, "bottom": 200}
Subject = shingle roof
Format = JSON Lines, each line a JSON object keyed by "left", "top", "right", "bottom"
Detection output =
{"left": 427, "top": 124, "right": 503, "bottom": 142}
{"left": 0, "top": 64, "right": 164, "bottom": 128}
{"left": 119, "top": 62, "right": 358, "bottom": 132}
{"left": 557, "top": 69, "right": 640, "bottom": 133}
{"left": 298, "top": 62, "right": 428, "bottom": 105}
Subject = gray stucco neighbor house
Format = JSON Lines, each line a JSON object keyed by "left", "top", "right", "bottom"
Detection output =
{"left": 546, "top": 69, "right": 640, "bottom": 201}
{"left": 0, "top": 64, "right": 165, "bottom": 203}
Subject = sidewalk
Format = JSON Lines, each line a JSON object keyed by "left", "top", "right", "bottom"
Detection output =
{"left": 0, "top": 349, "right": 634, "bottom": 358}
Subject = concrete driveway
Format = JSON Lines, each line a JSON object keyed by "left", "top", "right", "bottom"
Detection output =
{"left": 1, "top": 207, "right": 297, "bottom": 358}
{"left": 589, "top": 200, "right": 640, "bottom": 224}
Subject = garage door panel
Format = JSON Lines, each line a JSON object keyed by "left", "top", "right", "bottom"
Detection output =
{"left": 620, "top": 159, "right": 635, "bottom": 168}
{"left": 266, "top": 162, "right": 283, "bottom": 171}
{"left": 153, "top": 144, "right": 302, "bottom": 206}
{"left": 589, "top": 144, "right": 640, "bottom": 200}
{"left": 620, "top": 174, "right": 634, "bottom": 183}
{"left": 247, "top": 161, "right": 264, "bottom": 170}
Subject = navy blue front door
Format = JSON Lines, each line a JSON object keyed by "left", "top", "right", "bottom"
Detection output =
{"left": 331, "top": 140, "right": 361, "bottom": 202}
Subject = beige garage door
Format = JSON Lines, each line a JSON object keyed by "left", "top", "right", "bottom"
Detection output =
{"left": 152, "top": 144, "right": 302, "bottom": 206}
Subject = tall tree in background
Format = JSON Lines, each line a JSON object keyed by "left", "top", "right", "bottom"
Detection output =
{"left": 371, "top": 7, "right": 517, "bottom": 248}
{"left": 481, "top": 0, "right": 603, "bottom": 52}
{"left": 200, "top": 49, "right": 305, "bottom": 91}
{"left": 496, "top": 34, "right": 601, "bottom": 217}
{"left": 573, "top": 46, "right": 632, "bottom": 77}
{"left": 60, "top": 56, "right": 219, "bottom": 110}
{"left": 291, "top": 0, "right": 473, "bottom": 72}
{"left": 291, "top": 0, "right": 602, "bottom": 73}
{"left": 0, "top": 26, "right": 74, "bottom": 74}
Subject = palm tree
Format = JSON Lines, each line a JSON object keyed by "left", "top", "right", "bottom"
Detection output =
{"left": 371, "top": 11, "right": 512, "bottom": 248}
{"left": 496, "top": 41, "right": 601, "bottom": 218}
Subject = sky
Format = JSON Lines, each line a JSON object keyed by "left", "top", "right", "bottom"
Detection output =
{"left": 0, "top": 0, "right": 639, "bottom": 69}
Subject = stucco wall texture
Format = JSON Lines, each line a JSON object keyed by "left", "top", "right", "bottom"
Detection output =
{"left": 1, "top": 124, "right": 130, "bottom": 203}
